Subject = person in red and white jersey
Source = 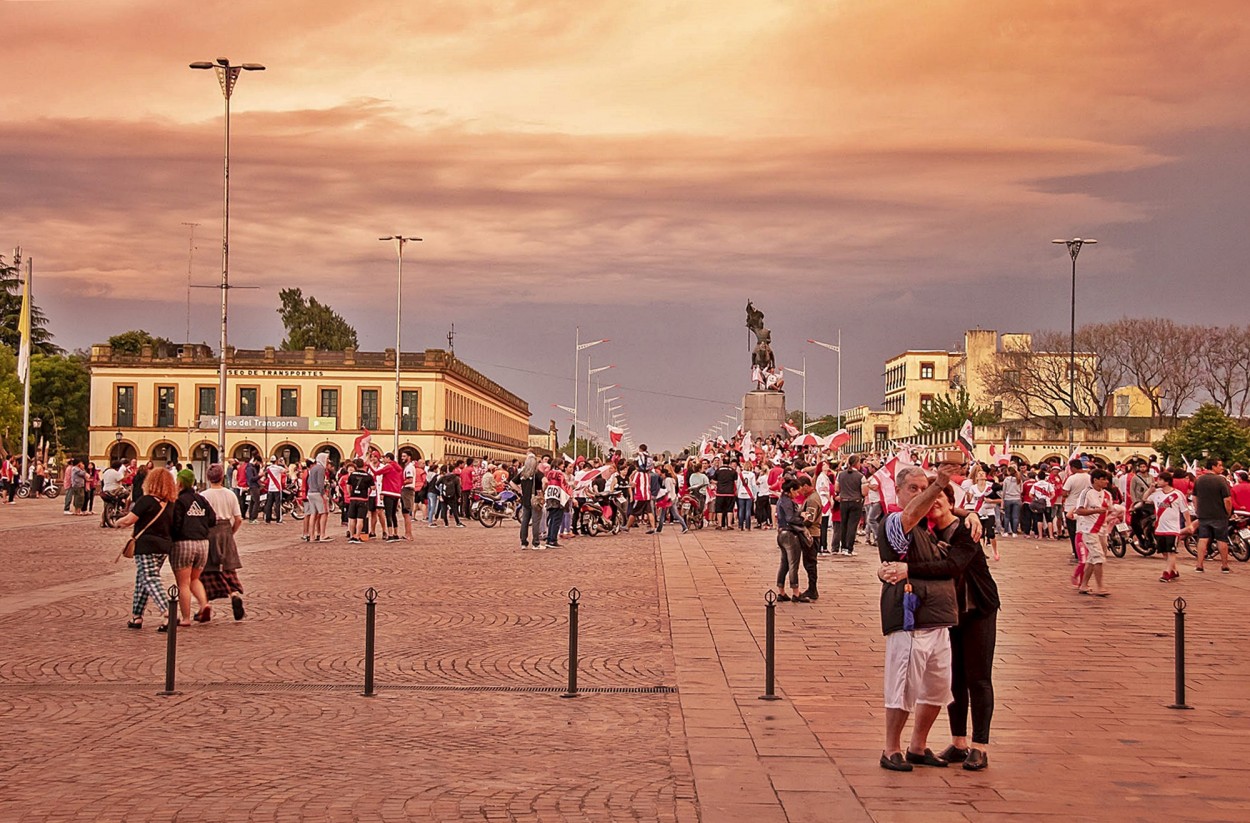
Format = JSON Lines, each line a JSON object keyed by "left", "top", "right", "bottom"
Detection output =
{"left": 1073, "top": 469, "right": 1114, "bottom": 596}
{"left": 1150, "top": 471, "right": 1193, "bottom": 583}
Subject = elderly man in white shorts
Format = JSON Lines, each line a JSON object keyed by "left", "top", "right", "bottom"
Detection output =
{"left": 875, "top": 462, "right": 961, "bottom": 772}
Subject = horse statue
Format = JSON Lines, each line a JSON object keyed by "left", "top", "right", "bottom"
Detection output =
{"left": 746, "top": 301, "right": 776, "bottom": 373}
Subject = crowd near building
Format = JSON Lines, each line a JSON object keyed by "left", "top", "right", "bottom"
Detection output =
{"left": 86, "top": 342, "right": 531, "bottom": 473}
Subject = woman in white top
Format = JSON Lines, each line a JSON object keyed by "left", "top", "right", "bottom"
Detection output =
{"left": 200, "top": 463, "right": 247, "bottom": 620}
{"left": 736, "top": 465, "right": 757, "bottom": 531}
{"left": 754, "top": 466, "right": 773, "bottom": 528}
{"left": 814, "top": 462, "right": 832, "bottom": 553}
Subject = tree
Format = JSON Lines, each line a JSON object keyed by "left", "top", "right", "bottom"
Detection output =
{"left": 0, "top": 250, "right": 60, "bottom": 355}
{"left": 30, "top": 354, "right": 91, "bottom": 456}
{"left": 278, "top": 288, "right": 358, "bottom": 351}
{"left": 794, "top": 412, "right": 845, "bottom": 437}
{"left": 107, "top": 329, "right": 175, "bottom": 356}
{"left": 1194, "top": 325, "right": 1250, "bottom": 419}
{"left": 1155, "top": 403, "right": 1250, "bottom": 466}
{"left": 916, "top": 388, "right": 998, "bottom": 435}
{"left": 0, "top": 347, "right": 24, "bottom": 457}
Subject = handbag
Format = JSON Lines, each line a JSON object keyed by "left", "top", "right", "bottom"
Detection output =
{"left": 117, "top": 501, "right": 167, "bottom": 562}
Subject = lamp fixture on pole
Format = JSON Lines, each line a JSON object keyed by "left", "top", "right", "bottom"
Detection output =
{"left": 1052, "top": 238, "right": 1097, "bottom": 453}
{"left": 379, "top": 235, "right": 423, "bottom": 452}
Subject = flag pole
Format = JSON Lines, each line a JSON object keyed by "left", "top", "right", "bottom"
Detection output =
{"left": 19, "top": 255, "right": 32, "bottom": 483}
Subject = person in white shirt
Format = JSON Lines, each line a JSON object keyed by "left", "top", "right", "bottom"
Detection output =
{"left": 263, "top": 458, "right": 286, "bottom": 524}
{"left": 736, "top": 465, "right": 757, "bottom": 531}
{"left": 1150, "top": 471, "right": 1193, "bottom": 584}
{"left": 200, "top": 463, "right": 247, "bottom": 620}
{"left": 1073, "top": 469, "right": 1114, "bottom": 596}
{"left": 1060, "top": 461, "right": 1091, "bottom": 562}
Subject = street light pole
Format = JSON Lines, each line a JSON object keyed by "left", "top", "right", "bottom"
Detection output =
{"left": 573, "top": 329, "right": 607, "bottom": 461}
{"left": 190, "top": 57, "right": 265, "bottom": 464}
{"left": 787, "top": 356, "right": 807, "bottom": 432}
{"left": 380, "top": 235, "right": 423, "bottom": 452}
{"left": 808, "top": 334, "right": 842, "bottom": 427}
{"left": 1053, "top": 238, "right": 1097, "bottom": 453}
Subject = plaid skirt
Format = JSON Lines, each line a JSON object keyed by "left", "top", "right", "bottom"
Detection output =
{"left": 201, "top": 570, "right": 244, "bottom": 601}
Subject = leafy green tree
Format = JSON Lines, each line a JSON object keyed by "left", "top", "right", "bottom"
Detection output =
{"left": 30, "top": 354, "right": 91, "bottom": 456}
{"left": 916, "top": 388, "right": 999, "bottom": 435}
{"left": 278, "top": 288, "right": 358, "bottom": 351}
{"left": 107, "top": 329, "right": 175, "bottom": 356}
{"left": 0, "top": 347, "right": 25, "bottom": 457}
{"left": 1154, "top": 403, "right": 1250, "bottom": 466}
{"left": 794, "top": 412, "right": 845, "bottom": 437}
{"left": 0, "top": 250, "right": 60, "bottom": 355}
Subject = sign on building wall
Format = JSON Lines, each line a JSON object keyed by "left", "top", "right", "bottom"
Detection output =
{"left": 197, "top": 415, "right": 337, "bottom": 432}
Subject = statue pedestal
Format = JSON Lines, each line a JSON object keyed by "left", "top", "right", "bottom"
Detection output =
{"left": 743, "top": 390, "right": 787, "bottom": 438}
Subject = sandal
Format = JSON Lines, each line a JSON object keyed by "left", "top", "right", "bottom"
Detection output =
{"left": 195, "top": 605, "right": 212, "bottom": 623}
{"left": 126, "top": 618, "right": 143, "bottom": 629}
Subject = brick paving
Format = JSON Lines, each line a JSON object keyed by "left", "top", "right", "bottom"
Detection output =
{"left": 2, "top": 498, "right": 1248, "bottom": 821}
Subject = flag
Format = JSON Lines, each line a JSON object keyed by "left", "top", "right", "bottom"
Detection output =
{"left": 699, "top": 436, "right": 712, "bottom": 459}
{"left": 872, "top": 456, "right": 900, "bottom": 510}
{"left": 822, "top": 429, "right": 851, "bottom": 452}
{"left": 16, "top": 265, "right": 31, "bottom": 385}
{"left": 782, "top": 421, "right": 799, "bottom": 437}
{"left": 353, "top": 429, "right": 372, "bottom": 458}
{"left": 607, "top": 425, "right": 623, "bottom": 447}
{"left": 740, "top": 430, "right": 754, "bottom": 462}
{"left": 995, "top": 434, "right": 1011, "bottom": 466}
{"left": 956, "top": 419, "right": 975, "bottom": 461}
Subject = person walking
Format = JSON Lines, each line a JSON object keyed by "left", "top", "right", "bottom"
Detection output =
{"left": 837, "top": 456, "right": 866, "bottom": 555}
{"left": 1193, "top": 458, "right": 1233, "bottom": 574}
{"left": 245, "top": 456, "right": 262, "bottom": 523}
{"left": 112, "top": 468, "right": 177, "bottom": 631}
{"left": 1001, "top": 466, "right": 1022, "bottom": 537}
{"left": 200, "top": 464, "right": 246, "bottom": 620}
{"left": 170, "top": 469, "right": 217, "bottom": 624}
{"left": 262, "top": 458, "right": 285, "bottom": 524}
{"left": 543, "top": 468, "right": 570, "bottom": 549}
{"left": 1151, "top": 471, "right": 1193, "bottom": 583}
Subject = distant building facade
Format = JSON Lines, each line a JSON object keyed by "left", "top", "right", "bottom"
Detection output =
{"left": 88, "top": 343, "right": 531, "bottom": 470}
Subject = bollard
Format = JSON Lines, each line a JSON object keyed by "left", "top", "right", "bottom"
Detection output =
{"left": 1167, "top": 596, "right": 1193, "bottom": 710}
{"left": 161, "top": 584, "right": 179, "bottom": 696}
{"left": 362, "top": 587, "right": 377, "bottom": 698}
{"left": 561, "top": 588, "right": 581, "bottom": 698}
{"left": 760, "top": 590, "right": 781, "bottom": 700}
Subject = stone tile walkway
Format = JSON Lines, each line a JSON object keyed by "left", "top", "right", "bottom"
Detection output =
{"left": 1, "top": 500, "right": 1246, "bottom": 821}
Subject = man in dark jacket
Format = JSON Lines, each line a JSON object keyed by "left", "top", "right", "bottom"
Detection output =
{"left": 245, "top": 457, "right": 262, "bottom": 523}
{"left": 875, "top": 462, "right": 959, "bottom": 772}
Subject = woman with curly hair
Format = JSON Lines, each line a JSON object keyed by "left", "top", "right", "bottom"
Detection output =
{"left": 112, "top": 466, "right": 178, "bottom": 631}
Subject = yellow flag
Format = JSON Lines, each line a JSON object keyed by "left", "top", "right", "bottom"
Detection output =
{"left": 16, "top": 267, "right": 31, "bottom": 385}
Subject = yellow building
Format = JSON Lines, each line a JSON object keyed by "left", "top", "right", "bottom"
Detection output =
{"left": 88, "top": 343, "right": 531, "bottom": 470}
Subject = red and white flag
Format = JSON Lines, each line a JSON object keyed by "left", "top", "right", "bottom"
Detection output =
{"left": 996, "top": 434, "right": 1011, "bottom": 466}
{"left": 783, "top": 421, "right": 800, "bottom": 437}
{"left": 353, "top": 429, "right": 373, "bottom": 458}
{"left": 741, "top": 431, "right": 754, "bottom": 463}
{"left": 607, "top": 425, "right": 624, "bottom": 447}
{"left": 822, "top": 429, "right": 851, "bottom": 452}
{"left": 957, "top": 419, "right": 975, "bottom": 461}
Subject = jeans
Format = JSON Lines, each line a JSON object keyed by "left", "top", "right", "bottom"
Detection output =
{"left": 839, "top": 500, "right": 863, "bottom": 553}
{"left": 949, "top": 610, "right": 997, "bottom": 745}
{"left": 518, "top": 503, "right": 542, "bottom": 546}
{"left": 264, "top": 491, "right": 282, "bottom": 523}
{"left": 1002, "top": 500, "right": 1021, "bottom": 534}
{"left": 865, "top": 503, "right": 883, "bottom": 544}
{"left": 818, "top": 514, "right": 829, "bottom": 551}
{"left": 656, "top": 504, "right": 686, "bottom": 533}
{"left": 248, "top": 487, "right": 262, "bottom": 521}
{"left": 776, "top": 531, "right": 803, "bottom": 588}
{"left": 545, "top": 507, "right": 564, "bottom": 545}
{"left": 736, "top": 498, "right": 752, "bottom": 529}
{"left": 427, "top": 490, "right": 439, "bottom": 524}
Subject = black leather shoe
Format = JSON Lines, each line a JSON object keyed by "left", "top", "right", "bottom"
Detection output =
{"left": 800, "top": 590, "right": 819, "bottom": 601}
{"left": 937, "top": 745, "right": 969, "bottom": 763}
{"left": 879, "top": 752, "right": 913, "bottom": 772}
{"left": 794, "top": 593, "right": 813, "bottom": 603}
{"left": 963, "top": 749, "right": 988, "bottom": 771}
{"left": 775, "top": 593, "right": 792, "bottom": 602}
{"left": 904, "top": 748, "right": 948, "bottom": 767}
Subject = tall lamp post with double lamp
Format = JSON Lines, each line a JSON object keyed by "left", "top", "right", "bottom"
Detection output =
{"left": 572, "top": 329, "right": 608, "bottom": 461}
{"left": 787, "top": 355, "right": 807, "bottom": 432}
{"left": 379, "top": 235, "right": 423, "bottom": 452}
{"left": 190, "top": 57, "right": 265, "bottom": 462}
{"left": 1052, "top": 238, "right": 1097, "bottom": 453}
{"left": 808, "top": 332, "right": 842, "bottom": 429}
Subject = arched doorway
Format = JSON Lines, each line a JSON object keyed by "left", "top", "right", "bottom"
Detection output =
{"left": 151, "top": 441, "right": 179, "bottom": 466}
{"left": 273, "top": 442, "right": 302, "bottom": 466}
{"left": 189, "top": 441, "right": 219, "bottom": 483}
{"left": 232, "top": 442, "right": 260, "bottom": 462}
{"left": 108, "top": 440, "right": 138, "bottom": 463}
{"left": 311, "top": 443, "right": 342, "bottom": 467}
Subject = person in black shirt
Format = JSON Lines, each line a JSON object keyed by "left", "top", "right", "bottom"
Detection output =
{"left": 346, "top": 459, "right": 374, "bottom": 543}
{"left": 515, "top": 453, "right": 544, "bottom": 549}
{"left": 712, "top": 461, "right": 738, "bottom": 529}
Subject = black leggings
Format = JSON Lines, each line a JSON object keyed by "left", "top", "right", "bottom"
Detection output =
{"left": 949, "top": 610, "right": 996, "bottom": 745}
{"left": 383, "top": 496, "right": 399, "bottom": 530}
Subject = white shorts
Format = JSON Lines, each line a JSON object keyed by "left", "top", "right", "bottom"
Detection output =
{"left": 1077, "top": 532, "right": 1105, "bottom": 564}
{"left": 884, "top": 628, "right": 953, "bottom": 712}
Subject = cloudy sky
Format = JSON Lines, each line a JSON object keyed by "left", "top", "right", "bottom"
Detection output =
{"left": 4, "top": 0, "right": 1247, "bottom": 450}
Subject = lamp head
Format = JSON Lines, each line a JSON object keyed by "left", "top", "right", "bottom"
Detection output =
{"left": 241, "top": 63, "right": 266, "bottom": 71}
{"left": 216, "top": 57, "right": 230, "bottom": 66}
{"left": 189, "top": 62, "right": 214, "bottom": 70}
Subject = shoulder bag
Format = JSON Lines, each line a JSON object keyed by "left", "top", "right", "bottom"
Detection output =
{"left": 117, "top": 501, "right": 167, "bottom": 562}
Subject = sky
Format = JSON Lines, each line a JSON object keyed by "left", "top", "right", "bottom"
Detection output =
{"left": 3, "top": 0, "right": 1248, "bottom": 451}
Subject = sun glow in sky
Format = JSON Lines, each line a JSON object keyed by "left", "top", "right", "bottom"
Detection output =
{"left": 4, "top": 0, "right": 1248, "bottom": 448}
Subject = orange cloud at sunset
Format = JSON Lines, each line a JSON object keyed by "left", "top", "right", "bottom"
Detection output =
{"left": 3, "top": 0, "right": 1249, "bottom": 446}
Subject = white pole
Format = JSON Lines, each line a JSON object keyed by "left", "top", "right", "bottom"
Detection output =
{"left": 573, "top": 326, "right": 579, "bottom": 461}
{"left": 802, "top": 353, "right": 807, "bottom": 433}
{"left": 394, "top": 240, "right": 403, "bottom": 453}
{"left": 19, "top": 255, "right": 31, "bottom": 481}
{"left": 586, "top": 352, "right": 593, "bottom": 455}
{"left": 837, "top": 328, "right": 842, "bottom": 429}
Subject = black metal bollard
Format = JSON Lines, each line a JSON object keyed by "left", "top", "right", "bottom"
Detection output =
{"left": 161, "top": 584, "right": 179, "bottom": 696}
{"left": 561, "top": 588, "right": 581, "bottom": 698}
{"left": 1168, "top": 596, "right": 1193, "bottom": 710}
{"left": 362, "top": 587, "right": 377, "bottom": 698}
{"left": 760, "top": 590, "right": 781, "bottom": 701}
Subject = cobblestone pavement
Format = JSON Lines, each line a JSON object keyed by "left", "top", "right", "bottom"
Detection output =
{"left": 2, "top": 499, "right": 1248, "bottom": 821}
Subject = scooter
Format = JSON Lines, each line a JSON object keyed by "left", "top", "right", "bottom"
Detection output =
{"left": 679, "top": 493, "right": 706, "bottom": 530}
{"left": 476, "top": 490, "right": 519, "bottom": 528}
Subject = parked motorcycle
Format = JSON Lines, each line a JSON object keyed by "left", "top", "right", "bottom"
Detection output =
{"left": 476, "top": 490, "right": 519, "bottom": 528}
{"left": 1186, "top": 510, "right": 1250, "bottom": 562}
{"left": 679, "top": 493, "right": 706, "bottom": 530}
{"left": 17, "top": 478, "right": 59, "bottom": 499}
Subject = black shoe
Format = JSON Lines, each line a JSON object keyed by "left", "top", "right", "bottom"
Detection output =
{"left": 231, "top": 596, "right": 245, "bottom": 621}
{"left": 800, "top": 590, "right": 819, "bottom": 601}
{"left": 937, "top": 745, "right": 969, "bottom": 763}
{"left": 775, "top": 593, "right": 792, "bottom": 602}
{"left": 963, "top": 749, "right": 988, "bottom": 771}
{"left": 904, "top": 748, "right": 948, "bottom": 767}
{"left": 880, "top": 752, "right": 913, "bottom": 772}
{"left": 794, "top": 593, "right": 813, "bottom": 603}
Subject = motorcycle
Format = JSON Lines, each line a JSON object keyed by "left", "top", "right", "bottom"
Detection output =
{"left": 577, "top": 494, "right": 620, "bottom": 536}
{"left": 17, "top": 478, "right": 59, "bottom": 499}
{"left": 281, "top": 482, "right": 305, "bottom": 520}
{"left": 99, "top": 489, "right": 131, "bottom": 528}
{"left": 679, "top": 493, "right": 706, "bottom": 530}
{"left": 1186, "top": 510, "right": 1250, "bottom": 563}
{"left": 476, "top": 490, "right": 519, "bottom": 528}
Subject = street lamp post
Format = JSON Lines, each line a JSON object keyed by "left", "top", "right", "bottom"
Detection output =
{"left": 1052, "top": 238, "right": 1097, "bottom": 453}
{"left": 808, "top": 332, "right": 842, "bottom": 429}
{"left": 190, "top": 57, "right": 265, "bottom": 463}
{"left": 573, "top": 328, "right": 608, "bottom": 461}
{"left": 587, "top": 362, "right": 613, "bottom": 443}
{"left": 787, "top": 355, "right": 807, "bottom": 432}
{"left": 379, "top": 235, "right": 423, "bottom": 452}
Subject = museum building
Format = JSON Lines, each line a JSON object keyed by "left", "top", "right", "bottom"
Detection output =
{"left": 87, "top": 343, "right": 532, "bottom": 471}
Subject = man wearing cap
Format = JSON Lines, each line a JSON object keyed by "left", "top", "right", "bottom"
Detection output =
{"left": 306, "top": 453, "right": 331, "bottom": 543}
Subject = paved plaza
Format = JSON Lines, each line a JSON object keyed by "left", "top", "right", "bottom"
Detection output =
{"left": 2, "top": 502, "right": 1248, "bottom": 822}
